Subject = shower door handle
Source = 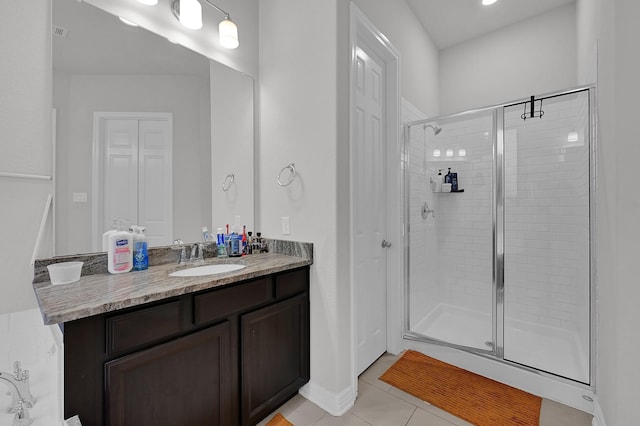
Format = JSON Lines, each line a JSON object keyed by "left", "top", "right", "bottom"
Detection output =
{"left": 381, "top": 240, "right": 392, "bottom": 248}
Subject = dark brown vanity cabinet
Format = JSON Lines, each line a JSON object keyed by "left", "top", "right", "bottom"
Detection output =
{"left": 63, "top": 267, "right": 310, "bottom": 426}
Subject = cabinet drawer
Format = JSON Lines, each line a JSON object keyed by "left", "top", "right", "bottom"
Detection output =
{"left": 275, "top": 268, "right": 308, "bottom": 299}
{"left": 194, "top": 278, "right": 272, "bottom": 325}
{"left": 106, "top": 300, "right": 184, "bottom": 355}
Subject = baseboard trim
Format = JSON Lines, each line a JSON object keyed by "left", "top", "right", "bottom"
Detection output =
{"left": 298, "top": 380, "right": 355, "bottom": 416}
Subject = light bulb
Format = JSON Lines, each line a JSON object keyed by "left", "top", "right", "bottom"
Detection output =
{"left": 458, "top": 149, "right": 466, "bottom": 157}
{"left": 482, "top": 0, "right": 498, "bottom": 5}
{"left": 446, "top": 149, "right": 453, "bottom": 157}
{"left": 433, "top": 149, "right": 441, "bottom": 158}
{"left": 180, "top": 0, "right": 202, "bottom": 30}
{"left": 219, "top": 18, "right": 239, "bottom": 49}
{"left": 137, "top": 0, "right": 158, "bottom": 5}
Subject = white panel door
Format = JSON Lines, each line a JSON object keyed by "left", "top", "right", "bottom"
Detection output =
{"left": 138, "top": 119, "right": 173, "bottom": 247}
{"left": 103, "top": 119, "right": 138, "bottom": 235}
{"left": 354, "top": 45, "right": 388, "bottom": 376}
{"left": 97, "top": 113, "right": 172, "bottom": 248}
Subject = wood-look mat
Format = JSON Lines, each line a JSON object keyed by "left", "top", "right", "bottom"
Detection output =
{"left": 379, "top": 350, "right": 542, "bottom": 426}
{"left": 265, "top": 412, "right": 293, "bottom": 426}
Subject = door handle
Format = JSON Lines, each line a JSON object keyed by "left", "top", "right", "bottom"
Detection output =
{"left": 381, "top": 240, "right": 392, "bottom": 248}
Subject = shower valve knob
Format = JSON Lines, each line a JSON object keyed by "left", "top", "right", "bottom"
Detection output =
{"left": 381, "top": 240, "right": 392, "bottom": 248}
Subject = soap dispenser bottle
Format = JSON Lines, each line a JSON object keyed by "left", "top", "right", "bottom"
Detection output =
{"left": 132, "top": 226, "right": 149, "bottom": 271}
{"left": 107, "top": 228, "right": 133, "bottom": 274}
{"left": 102, "top": 219, "right": 120, "bottom": 251}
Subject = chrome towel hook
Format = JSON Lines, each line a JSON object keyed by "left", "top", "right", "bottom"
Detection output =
{"left": 222, "top": 173, "right": 235, "bottom": 191}
{"left": 277, "top": 163, "right": 296, "bottom": 187}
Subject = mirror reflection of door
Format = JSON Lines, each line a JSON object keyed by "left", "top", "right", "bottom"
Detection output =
{"left": 93, "top": 112, "right": 173, "bottom": 251}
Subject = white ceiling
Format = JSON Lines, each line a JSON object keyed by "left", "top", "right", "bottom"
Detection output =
{"left": 406, "top": 0, "right": 576, "bottom": 50}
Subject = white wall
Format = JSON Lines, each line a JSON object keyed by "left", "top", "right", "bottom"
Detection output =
{"left": 579, "top": 0, "right": 640, "bottom": 423}
{"left": 0, "top": 0, "right": 53, "bottom": 314}
{"left": 210, "top": 60, "right": 255, "bottom": 232}
{"left": 258, "top": 0, "right": 442, "bottom": 413}
{"left": 259, "top": 0, "right": 352, "bottom": 411}
{"left": 439, "top": 4, "right": 577, "bottom": 115}
{"left": 352, "top": 0, "right": 440, "bottom": 117}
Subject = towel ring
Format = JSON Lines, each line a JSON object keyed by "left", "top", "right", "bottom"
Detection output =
{"left": 222, "top": 173, "right": 235, "bottom": 192}
{"left": 277, "top": 163, "right": 296, "bottom": 187}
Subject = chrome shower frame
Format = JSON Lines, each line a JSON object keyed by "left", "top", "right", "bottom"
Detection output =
{"left": 402, "top": 84, "right": 597, "bottom": 392}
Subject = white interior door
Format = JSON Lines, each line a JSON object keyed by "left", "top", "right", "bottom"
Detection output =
{"left": 354, "top": 43, "right": 388, "bottom": 376}
{"left": 103, "top": 119, "right": 139, "bottom": 235}
{"left": 96, "top": 113, "right": 172, "bottom": 249}
{"left": 138, "top": 119, "right": 173, "bottom": 247}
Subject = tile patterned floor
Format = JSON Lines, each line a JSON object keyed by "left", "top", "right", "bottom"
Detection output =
{"left": 259, "top": 353, "right": 593, "bottom": 426}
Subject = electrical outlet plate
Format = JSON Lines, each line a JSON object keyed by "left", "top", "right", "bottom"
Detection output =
{"left": 281, "top": 216, "right": 290, "bottom": 235}
{"left": 72, "top": 192, "right": 87, "bottom": 203}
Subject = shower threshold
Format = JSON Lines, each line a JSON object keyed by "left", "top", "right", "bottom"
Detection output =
{"left": 411, "top": 303, "right": 589, "bottom": 384}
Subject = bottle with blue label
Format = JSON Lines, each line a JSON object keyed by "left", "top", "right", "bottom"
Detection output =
{"left": 132, "top": 226, "right": 149, "bottom": 271}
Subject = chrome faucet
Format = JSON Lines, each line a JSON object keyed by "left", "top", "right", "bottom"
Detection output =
{"left": 10, "top": 400, "right": 32, "bottom": 426}
{"left": 172, "top": 239, "right": 187, "bottom": 264}
{"left": 0, "top": 362, "right": 35, "bottom": 425}
{"left": 189, "top": 243, "right": 205, "bottom": 264}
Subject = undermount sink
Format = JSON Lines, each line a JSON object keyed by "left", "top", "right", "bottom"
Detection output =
{"left": 169, "top": 263, "right": 246, "bottom": 277}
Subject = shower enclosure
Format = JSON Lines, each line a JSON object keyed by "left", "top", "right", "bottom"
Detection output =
{"left": 403, "top": 87, "right": 594, "bottom": 386}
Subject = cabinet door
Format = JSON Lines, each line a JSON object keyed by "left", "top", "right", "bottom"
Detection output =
{"left": 105, "top": 321, "right": 233, "bottom": 426}
{"left": 241, "top": 293, "right": 310, "bottom": 425}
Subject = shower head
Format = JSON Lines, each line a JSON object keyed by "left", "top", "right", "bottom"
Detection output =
{"left": 424, "top": 124, "right": 442, "bottom": 135}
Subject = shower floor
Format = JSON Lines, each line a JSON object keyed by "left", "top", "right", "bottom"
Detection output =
{"left": 412, "top": 303, "right": 589, "bottom": 383}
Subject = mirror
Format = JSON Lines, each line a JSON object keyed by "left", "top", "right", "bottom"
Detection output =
{"left": 52, "top": 0, "right": 254, "bottom": 256}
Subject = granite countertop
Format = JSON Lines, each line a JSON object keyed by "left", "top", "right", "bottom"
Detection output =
{"left": 34, "top": 253, "right": 312, "bottom": 325}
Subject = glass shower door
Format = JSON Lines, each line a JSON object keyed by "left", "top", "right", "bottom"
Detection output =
{"left": 406, "top": 110, "right": 495, "bottom": 353}
{"left": 502, "top": 90, "right": 591, "bottom": 383}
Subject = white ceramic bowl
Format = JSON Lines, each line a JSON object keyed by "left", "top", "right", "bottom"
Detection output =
{"left": 47, "top": 261, "right": 83, "bottom": 285}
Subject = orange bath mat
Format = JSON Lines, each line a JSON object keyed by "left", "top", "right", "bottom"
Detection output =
{"left": 265, "top": 412, "right": 293, "bottom": 426}
{"left": 379, "top": 350, "right": 542, "bottom": 426}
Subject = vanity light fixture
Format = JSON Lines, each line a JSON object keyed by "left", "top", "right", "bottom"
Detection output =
{"left": 482, "top": 0, "right": 498, "bottom": 5}
{"left": 446, "top": 149, "right": 454, "bottom": 157}
{"left": 458, "top": 149, "right": 466, "bottom": 157}
{"left": 172, "top": 0, "right": 239, "bottom": 49}
{"left": 175, "top": 0, "right": 203, "bottom": 30}
{"left": 433, "top": 149, "right": 441, "bottom": 158}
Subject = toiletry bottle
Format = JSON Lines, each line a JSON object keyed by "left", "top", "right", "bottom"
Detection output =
{"left": 242, "top": 225, "right": 247, "bottom": 255}
{"left": 102, "top": 219, "right": 120, "bottom": 251}
{"left": 451, "top": 172, "right": 458, "bottom": 191}
{"left": 216, "top": 227, "right": 228, "bottom": 257}
{"left": 202, "top": 226, "right": 210, "bottom": 242}
{"left": 107, "top": 229, "right": 133, "bottom": 274}
{"left": 436, "top": 170, "right": 443, "bottom": 192}
{"left": 230, "top": 233, "right": 241, "bottom": 257}
{"left": 247, "top": 231, "right": 253, "bottom": 254}
{"left": 132, "top": 226, "right": 148, "bottom": 271}
{"left": 445, "top": 168, "right": 452, "bottom": 184}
